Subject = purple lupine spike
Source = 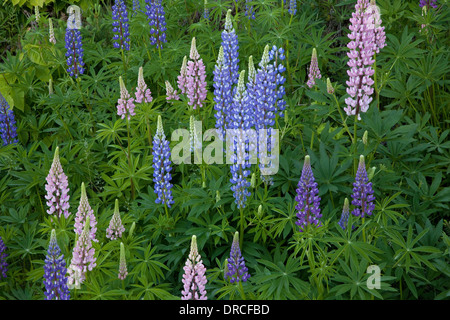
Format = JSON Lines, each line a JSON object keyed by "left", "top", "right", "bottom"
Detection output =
{"left": 288, "top": 0, "right": 297, "bottom": 15}
{"left": 74, "top": 182, "right": 98, "bottom": 242}
{"left": 295, "top": 155, "right": 322, "bottom": 232}
{"left": 45, "top": 147, "right": 70, "bottom": 219}
{"left": 132, "top": 0, "right": 140, "bottom": 17}
{"left": 0, "top": 236, "right": 8, "bottom": 279}
{"left": 306, "top": 48, "right": 321, "bottom": 88}
{"left": 181, "top": 235, "right": 207, "bottom": 300}
{"left": 225, "top": 232, "right": 250, "bottom": 283}
{"left": 43, "top": 229, "right": 70, "bottom": 300}
{"left": 419, "top": 0, "right": 438, "bottom": 8}
{"left": 112, "top": 0, "right": 131, "bottom": 51}
{"left": 0, "top": 94, "right": 18, "bottom": 146}
{"left": 106, "top": 199, "right": 125, "bottom": 240}
{"left": 118, "top": 242, "right": 128, "bottom": 280}
{"left": 351, "top": 155, "right": 375, "bottom": 218}
{"left": 144, "top": 0, "right": 167, "bottom": 49}
{"left": 165, "top": 80, "right": 179, "bottom": 102}
{"left": 338, "top": 198, "right": 350, "bottom": 230}
{"left": 177, "top": 56, "right": 188, "bottom": 95}
{"left": 152, "top": 115, "right": 174, "bottom": 208}
{"left": 222, "top": 10, "right": 240, "bottom": 128}
{"left": 64, "top": 20, "right": 84, "bottom": 78}
{"left": 186, "top": 37, "right": 208, "bottom": 110}
{"left": 203, "top": 0, "right": 209, "bottom": 20}
{"left": 135, "top": 67, "right": 153, "bottom": 104}
{"left": 117, "top": 76, "right": 136, "bottom": 120}
{"left": 229, "top": 70, "right": 251, "bottom": 209}
{"left": 67, "top": 216, "right": 96, "bottom": 288}
{"left": 344, "top": 0, "right": 376, "bottom": 120}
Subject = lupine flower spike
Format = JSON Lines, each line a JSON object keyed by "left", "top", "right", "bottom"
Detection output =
{"left": 65, "top": 12, "right": 84, "bottom": 78}
{"left": 327, "top": 78, "right": 335, "bottom": 94}
{"left": 0, "top": 236, "right": 8, "bottom": 279}
{"left": 118, "top": 242, "right": 128, "bottom": 280}
{"left": 45, "top": 146, "right": 71, "bottom": 219}
{"left": 338, "top": 198, "right": 350, "bottom": 230}
{"left": 49, "top": 18, "right": 56, "bottom": 44}
{"left": 165, "top": 80, "right": 179, "bottom": 102}
{"left": 345, "top": 0, "right": 377, "bottom": 120}
{"left": 181, "top": 235, "right": 207, "bottom": 300}
{"left": 368, "top": 0, "right": 386, "bottom": 54}
{"left": 67, "top": 216, "right": 96, "bottom": 289}
{"left": 152, "top": 115, "right": 174, "bottom": 208}
{"left": 420, "top": 0, "right": 437, "bottom": 9}
{"left": 0, "top": 93, "right": 18, "bottom": 146}
{"left": 295, "top": 155, "right": 322, "bottom": 232}
{"left": 106, "top": 199, "right": 125, "bottom": 240}
{"left": 177, "top": 56, "right": 188, "bottom": 95}
{"left": 351, "top": 155, "right": 375, "bottom": 218}
{"left": 213, "top": 46, "right": 227, "bottom": 139}
{"left": 144, "top": 0, "right": 167, "bottom": 49}
{"left": 135, "top": 66, "right": 153, "bottom": 104}
{"left": 288, "top": 0, "right": 297, "bottom": 15}
{"left": 245, "top": 0, "right": 255, "bottom": 19}
{"left": 229, "top": 70, "right": 251, "bottom": 209}
{"left": 306, "top": 48, "right": 321, "bottom": 88}
{"left": 186, "top": 37, "right": 208, "bottom": 110}
{"left": 203, "top": 0, "right": 209, "bottom": 20}
{"left": 225, "top": 232, "right": 250, "bottom": 283}
{"left": 117, "top": 76, "right": 136, "bottom": 120}
{"left": 74, "top": 182, "right": 98, "bottom": 242}
{"left": 43, "top": 229, "right": 70, "bottom": 300}
{"left": 112, "top": 0, "right": 131, "bottom": 50}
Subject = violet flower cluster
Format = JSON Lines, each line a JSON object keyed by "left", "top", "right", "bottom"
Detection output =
{"left": 306, "top": 48, "right": 321, "bottom": 88}
{"left": 45, "top": 147, "right": 70, "bottom": 219}
{"left": 288, "top": 0, "right": 297, "bottom": 15}
{"left": 74, "top": 182, "right": 98, "bottom": 242}
{"left": 152, "top": 115, "right": 174, "bottom": 208}
{"left": 43, "top": 230, "right": 70, "bottom": 300}
{"left": 225, "top": 232, "right": 250, "bottom": 283}
{"left": 338, "top": 198, "right": 350, "bottom": 230}
{"left": 0, "top": 236, "right": 7, "bottom": 279}
{"left": 420, "top": 0, "right": 438, "bottom": 8}
{"left": 117, "top": 76, "right": 136, "bottom": 120}
{"left": 106, "top": 199, "right": 125, "bottom": 240}
{"left": 268, "top": 45, "right": 287, "bottom": 117}
{"left": 245, "top": 0, "right": 255, "bottom": 19}
{"left": 181, "top": 235, "right": 207, "bottom": 300}
{"left": 0, "top": 93, "right": 18, "bottom": 146}
{"left": 351, "top": 155, "right": 375, "bottom": 218}
{"left": 145, "top": 0, "right": 167, "bottom": 49}
{"left": 67, "top": 216, "right": 96, "bottom": 289}
{"left": 65, "top": 22, "right": 84, "bottom": 78}
{"left": 112, "top": 0, "right": 131, "bottom": 50}
{"left": 295, "top": 155, "right": 322, "bottom": 232}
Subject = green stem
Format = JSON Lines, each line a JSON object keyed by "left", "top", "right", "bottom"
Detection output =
{"left": 333, "top": 94, "right": 353, "bottom": 142}
{"left": 126, "top": 117, "right": 135, "bottom": 201}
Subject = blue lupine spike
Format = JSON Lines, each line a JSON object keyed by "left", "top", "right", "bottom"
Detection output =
{"left": 144, "top": 0, "right": 167, "bottom": 49}
{"left": 225, "top": 232, "right": 250, "bottom": 283}
{"left": 0, "top": 94, "right": 18, "bottom": 146}
{"left": 112, "top": 0, "right": 131, "bottom": 50}
{"left": 351, "top": 155, "right": 375, "bottom": 218}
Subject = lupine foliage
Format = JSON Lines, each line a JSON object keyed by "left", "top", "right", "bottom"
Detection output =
{"left": 0, "top": 0, "right": 449, "bottom": 301}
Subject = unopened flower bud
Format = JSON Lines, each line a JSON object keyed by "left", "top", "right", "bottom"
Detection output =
{"left": 326, "top": 78, "right": 334, "bottom": 94}
{"left": 362, "top": 130, "right": 368, "bottom": 145}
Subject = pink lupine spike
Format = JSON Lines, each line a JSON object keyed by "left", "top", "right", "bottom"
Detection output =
{"left": 181, "top": 235, "right": 207, "bottom": 300}
{"left": 74, "top": 182, "right": 98, "bottom": 243}
{"left": 106, "top": 199, "right": 125, "bottom": 240}
{"left": 306, "top": 48, "right": 321, "bottom": 88}
{"left": 117, "top": 76, "right": 136, "bottom": 120}
{"left": 165, "top": 80, "right": 180, "bottom": 102}
{"left": 45, "top": 147, "right": 70, "bottom": 219}
{"left": 186, "top": 38, "right": 208, "bottom": 110}
{"left": 177, "top": 56, "right": 188, "bottom": 94}
{"left": 135, "top": 66, "right": 153, "bottom": 104}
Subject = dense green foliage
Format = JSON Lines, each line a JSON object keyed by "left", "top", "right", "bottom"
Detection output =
{"left": 0, "top": 0, "right": 449, "bottom": 300}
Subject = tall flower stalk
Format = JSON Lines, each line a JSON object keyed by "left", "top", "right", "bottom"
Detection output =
{"left": 338, "top": 198, "right": 351, "bottom": 230}
{"left": 0, "top": 236, "right": 8, "bottom": 279}
{"left": 106, "top": 199, "right": 125, "bottom": 240}
{"left": 225, "top": 231, "right": 250, "bottom": 284}
{"left": 112, "top": 0, "right": 131, "bottom": 51}
{"left": 135, "top": 66, "right": 153, "bottom": 104}
{"left": 0, "top": 94, "right": 18, "bottom": 146}
{"left": 144, "top": 0, "right": 167, "bottom": 54}
{"left": 74, "top": 182, "right": 98, "bottom": 243}
{"left": 43, "top": 229, "right": 70, "bottom": 300}
{"left": 65, "top": 16, "right": 84, "bottom": 78}
{"left": 186, "top": 37, "right": 207, "bottom": 110}
{"left": 152, "top": 115, "right": 174, "bottom": 210}
{"left": 181, "top": 235, "right": 207, "bottom": 300}
{"left": 118, "top": 242, "right": 128, "bottom": 280}
{"left": 351, "top": 155, "right": 375, "bottom": 218}
{"left": 306, "top": 48, "right": 321, "bottom": 88}
{"left": 117, "top": 76, "right": 136, "bottom": 120}
{"left": 67, "top": 216, "right": 96, "bottom": 289}
{"left": 45, "top": 146, "right": 70, "bottom": 219}
{"left": 295, "top": 155, "right": 322, "bottom": 232}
